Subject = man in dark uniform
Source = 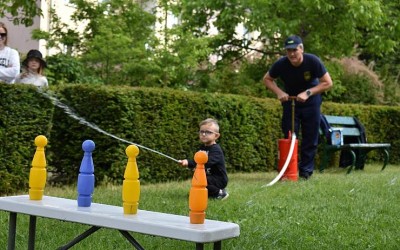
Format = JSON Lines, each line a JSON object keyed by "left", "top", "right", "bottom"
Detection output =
{"left": 263, "top": 35, "right": 333, "bottom": 179}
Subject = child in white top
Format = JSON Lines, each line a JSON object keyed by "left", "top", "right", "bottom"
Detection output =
{"left": 15, "top": 49, "right": 48, "bottom": 88}
{"left": 0, "top": 22, "right": 20, "bottom": 84}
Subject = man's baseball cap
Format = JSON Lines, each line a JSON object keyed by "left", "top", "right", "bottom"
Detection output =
{"left": 284, "top": 35, "right": 303, "bottom": 49}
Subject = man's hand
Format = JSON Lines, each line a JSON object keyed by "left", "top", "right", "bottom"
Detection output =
{"left": 278, "top": 93, "right": 290, "bottom": 102}
{"left": 296, "top": 91, "right": 309, "bottom": 102}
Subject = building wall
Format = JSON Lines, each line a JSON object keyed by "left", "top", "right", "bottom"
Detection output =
{"left": 0, "top": 10, "right": 41, "bottom": 56}
{"left": 0, "top": 0, "right": 80, "bottom": 57}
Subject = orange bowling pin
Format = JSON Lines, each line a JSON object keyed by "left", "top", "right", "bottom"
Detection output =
{"left": 29, "top": 135, "right": 48, "bottom": 200}
{"left": 189, "top": 150, "right": 208, "bottom": 224}
{"left": 122, "top": 145, "right": 140, "bottom": 214}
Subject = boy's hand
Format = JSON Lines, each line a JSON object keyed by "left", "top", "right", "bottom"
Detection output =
{"left": 178, "top": 159, "right": 188, "bottom": 167}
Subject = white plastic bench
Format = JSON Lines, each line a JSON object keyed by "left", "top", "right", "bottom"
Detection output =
{"left": 0, "top": 195, "right": 240, "bottom": 250}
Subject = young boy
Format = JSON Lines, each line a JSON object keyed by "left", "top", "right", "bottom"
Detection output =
{"left": 178, "top": 118, "right": 229, "bottom": 200}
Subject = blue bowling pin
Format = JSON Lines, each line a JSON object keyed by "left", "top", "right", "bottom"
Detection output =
{"left": 77, "top": 140, "right": 95, "bottom": 207}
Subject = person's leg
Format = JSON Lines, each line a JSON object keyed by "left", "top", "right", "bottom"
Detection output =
{"left": 298, "top": 105, "right": 321, "bottom": 178}
{"left": 206, "top": 176, "right": 221, "bottom": 198}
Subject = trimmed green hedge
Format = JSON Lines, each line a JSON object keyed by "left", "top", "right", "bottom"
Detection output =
{"left": 47, "top": 85, "right": 282, "bottom": 186}
{"left": 0, "top": 84, "right": 54, "bottom": 195}
{"left": 1, "top": 84, "right": 399, "bottom": 195}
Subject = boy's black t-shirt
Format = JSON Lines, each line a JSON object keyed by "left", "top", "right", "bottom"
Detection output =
{"left": 187, "top": 144, "right": 228, "bottom": 184}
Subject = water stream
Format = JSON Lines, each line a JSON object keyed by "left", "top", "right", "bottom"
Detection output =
{"left": 39, "top": 89, "right": 179, "bottom": 162}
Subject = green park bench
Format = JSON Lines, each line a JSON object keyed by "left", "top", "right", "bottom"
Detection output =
{"left": 319, "top": 115, "right": 391, "bottom": 174}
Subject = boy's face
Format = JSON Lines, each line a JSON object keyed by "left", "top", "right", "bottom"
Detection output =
{"left": 198, "top": 123, "right": 220, "bottom": 146}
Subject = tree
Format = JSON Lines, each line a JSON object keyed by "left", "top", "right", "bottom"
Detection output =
{"left": 72, "top": 0, "right": 158, "bottom": 85}
{"left": 21, "top": 0, "right": 400, "bottom": 104}
{"left": 50, "top": 0, "right": 214, "bottom": 87}
{"left": 0, "top": 0, "right": 42, "bottom": 26}
{"left": 31, "top": 9, "right": 81, "bottom": 55}
{"left": 168, "top": 0, "right": 400, "bottom": 104}
{"left": 173, "top": 0, "right": 400, "bottom": 61}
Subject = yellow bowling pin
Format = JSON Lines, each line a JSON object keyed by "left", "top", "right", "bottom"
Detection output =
{"left": 29, "top": 135, "right": 48, "bottom": 200}
{"left": 122, "top": 145, "right": 140, "bottom": 214}
{"left": 189, "top": 150, "right": 208, "bottom": 224}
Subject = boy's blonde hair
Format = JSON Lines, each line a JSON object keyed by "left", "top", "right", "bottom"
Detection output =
{"left": 199, "top": 118, "right": 220, "bottom": 133}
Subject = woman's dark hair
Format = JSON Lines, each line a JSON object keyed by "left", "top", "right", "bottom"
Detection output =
{"left": 0, "top": 22, "right": 8, "bottom": 45}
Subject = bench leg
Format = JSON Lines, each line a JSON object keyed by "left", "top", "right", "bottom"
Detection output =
{"left": 28, "top": 216, "right": 37, "bottom": 250}
{"left": 381, "top": 149, "right": 390, "bottom": 171}
{"left": 195, "top": 241, "right": 221, "bottom": 250}
{"left": 8, "top": 212, "right": 17, "bottom": 250}
{"left": 196, "top": 243, "right": 204, "bottom": 250}
{"left": 57, "top": 226, "right": 101, "bottom": 250}
{"left": 214, "top": 241, "right": 222, "bottom": 250}
{"left": 319, "top": 149, "right": 331, "bottom": 173}
{"left": 119, "top": 230, "right": 145, "bottom": 250}
{"left": 355, "top": 149, "right": 367, "bottom": 170}
{"left": 346, "top": 150, "right": 357, "bottom": 174}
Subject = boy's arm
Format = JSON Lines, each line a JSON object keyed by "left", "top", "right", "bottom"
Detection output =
{"left": 178, "top": 159, "right": 196, "bottom": 169}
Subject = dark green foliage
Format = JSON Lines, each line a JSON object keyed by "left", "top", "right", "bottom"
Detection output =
{"left": 0, "top": 1, "right": 41, "bottom": 26}
{"left": 45, "top": 54, "right": 104, "bottom": 85}
{"left": 335, "top": 73, "right": 379, "bottom": 105}
{"left": 48, "top": 85, "right": 283, "bottom": 185}
{"left": 1, "top": 84, "right": 399, "bottom": 195}
{"left": 0, "top": 85, "right": 54, "bottom": 195}
{"left": 47, "top": 85, "right": 400, "bottom": 187}
{"left": 197, "top": 60, "right": 273, "bottom": 99}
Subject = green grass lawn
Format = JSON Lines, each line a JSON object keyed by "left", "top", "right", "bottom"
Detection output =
{"left": 1, "top": 164, "right": 399, "bottom": 249}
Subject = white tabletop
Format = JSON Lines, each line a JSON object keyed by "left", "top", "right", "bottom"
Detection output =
{"left": 0, "top": 195, "right": 240, "bottom": 243}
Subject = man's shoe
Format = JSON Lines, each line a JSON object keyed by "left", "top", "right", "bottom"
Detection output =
{"left": 299, "top": 172, "right": 312, "bottom": 180}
